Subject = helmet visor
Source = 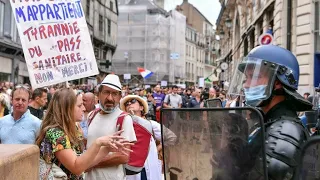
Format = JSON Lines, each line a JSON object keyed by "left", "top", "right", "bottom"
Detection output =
{"left": 228, "top": 57, "right": 279, "bottom": 107}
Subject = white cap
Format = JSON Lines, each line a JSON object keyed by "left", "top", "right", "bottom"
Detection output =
{"left": 101, "top": 74, "right": 122, "bottom": 91}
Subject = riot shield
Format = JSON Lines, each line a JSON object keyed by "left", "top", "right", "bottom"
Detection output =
{"left": 295, "top": 136, "right": 320, "bottom": 180}
{"left": 204, "top": 98, "right": 223, "bottom": 108}
{"left": 161, "top": 107, "right": 267, "bottom": 180}
{"left": 305, "top": 110, "right": 318, "bottom": 134}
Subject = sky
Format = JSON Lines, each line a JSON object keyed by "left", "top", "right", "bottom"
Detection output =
{"left": 164, "top": 0, "right": 221, "bottom": 27}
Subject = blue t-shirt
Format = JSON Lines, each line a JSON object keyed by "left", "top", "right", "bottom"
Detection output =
{"left": 0, "top": 110, "right": 41, "bottom": 144}
{"left": 153, "top": 93, "right": 165, "bottom": 108}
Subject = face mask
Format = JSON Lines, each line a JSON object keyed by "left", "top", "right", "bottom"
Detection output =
{"left": 99, "top": 102, "right": 116, "bottom": 114}
{"left": 244, "top": 85, "right": 267, "bottom": 106}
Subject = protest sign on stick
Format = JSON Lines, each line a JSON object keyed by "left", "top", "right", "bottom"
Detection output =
{"left": 10, "top": 0, "right": 99, "bottom": 88}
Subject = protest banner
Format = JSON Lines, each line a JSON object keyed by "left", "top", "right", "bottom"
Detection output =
{"left": 10, "top": 0, "right": 99, "bottom": 88}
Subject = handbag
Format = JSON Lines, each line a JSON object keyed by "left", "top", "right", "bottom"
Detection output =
{"left": 39, "top": 158, "right": 68, "bottom": 180}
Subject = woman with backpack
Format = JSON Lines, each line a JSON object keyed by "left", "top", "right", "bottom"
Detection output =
{"left": 120, "top": 95, "right": 163, "bottom": 180}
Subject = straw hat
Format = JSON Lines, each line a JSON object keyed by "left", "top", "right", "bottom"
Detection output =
{"left": 120, "top": 95, "right": 148, "bottom": 115}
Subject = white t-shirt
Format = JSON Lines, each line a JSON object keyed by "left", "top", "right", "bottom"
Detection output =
{"left": 164, "top": 94, "right": 182, "bottom": 108}
{"left": 86, "top": 107, "right": 137, "bottom": 180}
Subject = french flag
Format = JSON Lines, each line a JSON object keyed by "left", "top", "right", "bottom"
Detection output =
{"left": 137, "top": 67, "right": 153, "bottom": 79}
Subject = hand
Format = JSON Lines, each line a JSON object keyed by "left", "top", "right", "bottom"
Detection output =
{"left": 225, "top": 100, "right": 233, "bottom": 107}
{"left": 110, "top": 130, "right": 134, "bottom": 155}
{"left": 156, "top": 106, "right": 161, "bottom": 111}
{"left": 96, "top": 130, "right": 125, "bottom": 149}
{"left": 157, "top": 144, "right": 162, "bottom": 152}
{"left": 129, "top": 110, "right": 135, "bottom": 115}
{"left": 97, "top": 130, "right": 134, "bottom": 156}
{"left": 113, "top": 139, "right": 134, "bottom": 156}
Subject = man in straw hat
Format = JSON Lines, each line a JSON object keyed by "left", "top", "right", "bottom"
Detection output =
{"left": 86, "top": 74, "right": 137, "bottom": 180}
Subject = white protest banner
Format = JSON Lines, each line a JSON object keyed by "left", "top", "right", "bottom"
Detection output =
{"left": 199, "top": 78, "right": 205, "bottom": 87}
{"left": 124, "top": 74, "right": 131, "bottom": 80}
{"left": 175, "top": 84, "right": 186, "bottom": 89}
{"left": 161, "top": 81, "right": 167, "bottom": 87}
{"left": 144, "top": 85, "right": 150, "bottom": 89}
{"left": 10, "top": 0, "right": 99, "bottom": 88}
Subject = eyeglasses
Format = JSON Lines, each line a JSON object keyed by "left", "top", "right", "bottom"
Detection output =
{"left": 101, "top": 90, "right": 120, "bottom": 98}
{"left": 125, "top": 99, "right": 137, "bottom": 107}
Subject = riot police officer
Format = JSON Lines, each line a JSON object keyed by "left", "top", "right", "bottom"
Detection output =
{"left": 228, "top": 45, "right": 313, "bottom": 179}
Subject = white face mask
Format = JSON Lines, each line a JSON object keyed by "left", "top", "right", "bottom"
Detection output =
{"left": 99, "top": 102, "right": 117, "bottom": 114}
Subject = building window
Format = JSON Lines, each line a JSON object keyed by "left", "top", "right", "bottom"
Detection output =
{"left": 0, "top": 1, "right": 4, "bottom": 36}
{"left": 192, "top": 47, "right": 194, "bottom": 57}
{"left": 257, "top": 20, "right": 263, "bottom": 36}
{"left": 250, "top": 31, "right": 255, "bottom": 50}
{"left": 315, "top": 0, "right": 320, "bottom": 52}
{"left": 244, "top": 38, "right": 248, "bottom": 56}
{"left": 108, "top": 19, "right": 111, "bottom": 36}
{"left": 160, "top": 54, "right": 164, "bottom": 61}
{"left": 103, "top": 50, "right": 107, "bottom": 59}
{"left": 3, "top": 2, "right": 12, "bottom": 38}
{"left": 267, "top": 5, "right": 274, "bottom": 32}
{"left": 94, "top": 47, "right": 100, "bottom": 59}
{"left": 110, "top": 1, "right": 113, "bottom": 12}
{"left": 186, "top": 45, "right": 188, "bottom": 56}
{"left": 99, "top": 15, "right": 103, "bottom": 32}
{"left": 86, "top": 0, "right": 90, "bottom": 17}
{"left": 11, "top": 14, "right": 17, "bottom": 42}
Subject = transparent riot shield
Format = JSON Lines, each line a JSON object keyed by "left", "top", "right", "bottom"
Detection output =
{"left": 296, "top": 136, "right": 320, "bottom": 180}
{"left": 161, "top": 107, "right": 267, "bottom": 180}
{"left": 204, "top": 98, "right": 223, "bottom": 108}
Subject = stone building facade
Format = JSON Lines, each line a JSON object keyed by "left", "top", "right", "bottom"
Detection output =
{"left": 177, "top": 0, "right": 218, "bottom": 87}
{"left": 83, "top": 0, "right": 119, "bottom": 83}
{"left": 185, "top": 25, "right": 206, "bottom": 86}
{"left": 0, "top": 0, "right": 28, "bottom": 84}
{"left": 216, "top": 0, "right": 318, "bottom": 94}
{"left": 113, "top": 0, "right": 186, "bottom": 85}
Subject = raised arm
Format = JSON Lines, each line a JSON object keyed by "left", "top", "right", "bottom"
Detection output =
{"left": 51, "top": 130, "right": 129, "bottom": 175}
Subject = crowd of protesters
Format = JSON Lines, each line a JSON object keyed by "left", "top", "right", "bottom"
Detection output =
{"left": 0, "top": 76, "right": 315, "bottom": 180}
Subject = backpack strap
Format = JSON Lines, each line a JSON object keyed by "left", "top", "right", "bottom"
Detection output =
{"left": 116, "top": 112, "right": 129, "bottom": 131}
{"left": 88, "top": 108, "right": 101, "bottom": 127}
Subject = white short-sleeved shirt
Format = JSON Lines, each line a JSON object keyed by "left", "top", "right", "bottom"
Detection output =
{"left": 86, "top": 107, "right": 137, "bottom": 180}
{"left": 164, "top": 94, "right": 182, "bottom": 108}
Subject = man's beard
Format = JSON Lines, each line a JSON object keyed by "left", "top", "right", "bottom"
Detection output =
{"left": 99, "top": 101, "right": 117, "bottom": 113}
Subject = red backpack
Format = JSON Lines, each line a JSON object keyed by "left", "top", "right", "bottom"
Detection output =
{"left": 88, "top": 108, "right": 153, "bottom": 175}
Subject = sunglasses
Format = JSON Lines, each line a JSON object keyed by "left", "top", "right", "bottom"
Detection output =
{"left": 125, "top": 99, "right": 137, "bottom": 107}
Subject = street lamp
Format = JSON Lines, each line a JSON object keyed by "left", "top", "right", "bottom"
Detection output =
{"left": 225, "top": 17, "right": 232, "bottom": 28}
